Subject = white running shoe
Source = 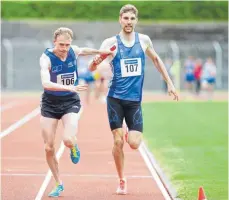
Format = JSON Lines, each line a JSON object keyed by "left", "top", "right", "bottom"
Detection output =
{"left": 116, "top": 178, "right": 127, "bottom": 195}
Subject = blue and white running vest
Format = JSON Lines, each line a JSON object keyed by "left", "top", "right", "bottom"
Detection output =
{"left": 185, "top": 61, "right": 195, "bottom": 75}
{"left": 108, "top": 32, "right": 145, "bottom": 102}
{"left": 44, "top": 47, "right": 78, "bottom": 96}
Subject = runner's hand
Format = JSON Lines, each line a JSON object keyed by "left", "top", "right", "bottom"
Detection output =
{"left": 69, "top": 84, "right": 88, "bottom": 92}
{"left": 167, "top": 84, "right": 179, "bottom": 101}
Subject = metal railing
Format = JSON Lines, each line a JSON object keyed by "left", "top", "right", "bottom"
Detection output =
{"left": 2, "top": 38, "right": 227, "bottom": 91}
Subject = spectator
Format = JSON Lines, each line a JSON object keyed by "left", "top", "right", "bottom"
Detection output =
{"left": 201, "top": 57, "right": 217, "bottom": 100}
{"left": 194, "top": 58, "right": 203, "bottom": 95}
{"left": 184, "top": 56, "right": 195, "bottom": 93}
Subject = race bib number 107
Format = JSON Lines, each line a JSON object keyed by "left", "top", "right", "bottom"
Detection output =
{"left": 120, "top": 58, "right": 142, "bottom": 77}
{"left": 57, "top": 72, "right": 76, "bottom": 85}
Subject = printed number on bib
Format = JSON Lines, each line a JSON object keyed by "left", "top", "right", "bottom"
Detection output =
{"left": 121, "top": 58, "right": 142, "bottom": 77}
{"left": 57, "top": 72, "right": 76, "bottom": 85}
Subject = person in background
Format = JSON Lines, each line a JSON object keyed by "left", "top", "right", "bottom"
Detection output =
{"left": 78, "top": 55, "right": 102, "bottom": 104}
{"left": 201, "top": 57, "right": 217, "bottom": 100}
{"left": 194, "top": 58, "right": 203, "bottom": 95}
{"left": 184, "top": 56, "right": 195, "bottom": 93}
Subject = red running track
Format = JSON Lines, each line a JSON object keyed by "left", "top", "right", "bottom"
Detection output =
{"left": 1, "top": 95, "right": 166, "bottom": 200}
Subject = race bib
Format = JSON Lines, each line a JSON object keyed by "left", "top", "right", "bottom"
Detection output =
{"left": 120, "top": 58, "right": 142, "bottom": 77}
{"left": 57, "top": 72, "right": 76, "bottom": 85}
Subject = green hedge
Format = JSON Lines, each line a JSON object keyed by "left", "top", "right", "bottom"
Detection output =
{"left": 2, "top": 1, "right": 228, "bottom": 20}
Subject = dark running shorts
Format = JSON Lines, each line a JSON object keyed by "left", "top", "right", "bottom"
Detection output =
{"left": 40, "top": 92, "right": 81, "bottom": 120}
{"left": 107, "top": 96, "right": 143, "bottom": 132}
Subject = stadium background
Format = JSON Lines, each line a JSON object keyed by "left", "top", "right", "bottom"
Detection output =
{"left": 1, "top": 1, "right": 228, "bottom": 91}
{"left": 1, "top": 1, "right": 228, "bottom": 200}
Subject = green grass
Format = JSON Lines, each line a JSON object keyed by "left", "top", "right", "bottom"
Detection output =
{"left": 2, "top": 18, "right": 227, "bottom": 24}
{"left": 142, "top": 102, "right": 228, "bottom": 200}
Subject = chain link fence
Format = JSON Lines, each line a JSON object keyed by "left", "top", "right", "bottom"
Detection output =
{"left": 1, "top": 37, "right": 227, "bottom": 91}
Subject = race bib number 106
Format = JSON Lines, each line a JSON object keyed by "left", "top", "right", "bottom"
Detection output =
{"left": 120, "top": 58, "right": 142, "bottom": 77}
{"left": 57, "top": 72, "right": 76, "bottom": 85}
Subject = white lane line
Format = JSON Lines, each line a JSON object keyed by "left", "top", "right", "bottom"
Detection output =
{"left": 124, "top": 122, "right": 172, "bottom": 199}
{"left": 141, "top": 142, "right": 178, "bottom": 199}
{"left": 1, "top": 157, "right": 45, "bottom": 161}
{"left": 0, "top": 101, "right": 18, "bottom": 112}
{"left": 0, "top": 107, "right": 40, "bottom": 139}
{"left": 139, "top": 142, "right": 172, "bottom": 200}
{"left": 0, "top": 173, "right": 152, "bottom": 179}
{"left": 35, "top": 142, "right": 65, "bottom": 200}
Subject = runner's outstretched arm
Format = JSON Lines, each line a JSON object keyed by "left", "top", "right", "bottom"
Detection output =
{"left": 145, "top": 36, "right": 179, "bottom": 100}
{"left": 72, "top": 45, "right": 112, "bottom": 56}
{"left": 88, "top": 39, "right": 115, "bottom": 71}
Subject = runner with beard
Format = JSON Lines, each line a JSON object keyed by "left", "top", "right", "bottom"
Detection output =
{"left": 89, "top": 4, "right": 178, "bottom": 195}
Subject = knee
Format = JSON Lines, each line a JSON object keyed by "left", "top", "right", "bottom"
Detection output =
{"left": 45, "top": 144, "right": 55, "bottom": 156}
{"left": 112, "top": 139, "right": 124, "bottom": 155}
{"left": 112, "top": 128, "right": 124, "bottom": 153}
{"left": 128, "top": 138, "right": 142, "bottom": 150}
{"left": 114, "top": 139, "right": 124, "bottom": 148}
{"left": 63, "top": 138, "right": 73, "bottom": 148}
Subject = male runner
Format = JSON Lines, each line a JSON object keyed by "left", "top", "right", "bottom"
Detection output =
{"left": 40, "top": 27, "right": 111, "bottom": 197}
{"left": 89, "top": 4, "right": 178, "bottom": 195}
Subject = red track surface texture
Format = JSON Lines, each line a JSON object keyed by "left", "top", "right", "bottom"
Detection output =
{"left": 1, "top": 95, "right": 165, "bottom": 200}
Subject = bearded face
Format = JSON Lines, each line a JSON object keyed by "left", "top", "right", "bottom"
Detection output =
{"left": 119, "top": 12, "right": 138, "bottom": 34}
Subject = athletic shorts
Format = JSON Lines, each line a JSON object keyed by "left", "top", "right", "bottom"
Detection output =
{"left": 78, "top": 71, "right": 100, "bottom": 84}
{"left": 107, "top": 96, "right": 143, "bottom": 132}
{"left": 207, "top": 77, "right": 216, "bottom": 84}
{"left": 185, "top": 74, "right": 195, "bottom": 82}
{"left": 202, "top": 77, "right": 216, "bottom": 85}
{"left": 79, "top": 74, "right": 95, "bottom": 84}
{"left": 40, "top": 92, "right": 81, "bottom": 120}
